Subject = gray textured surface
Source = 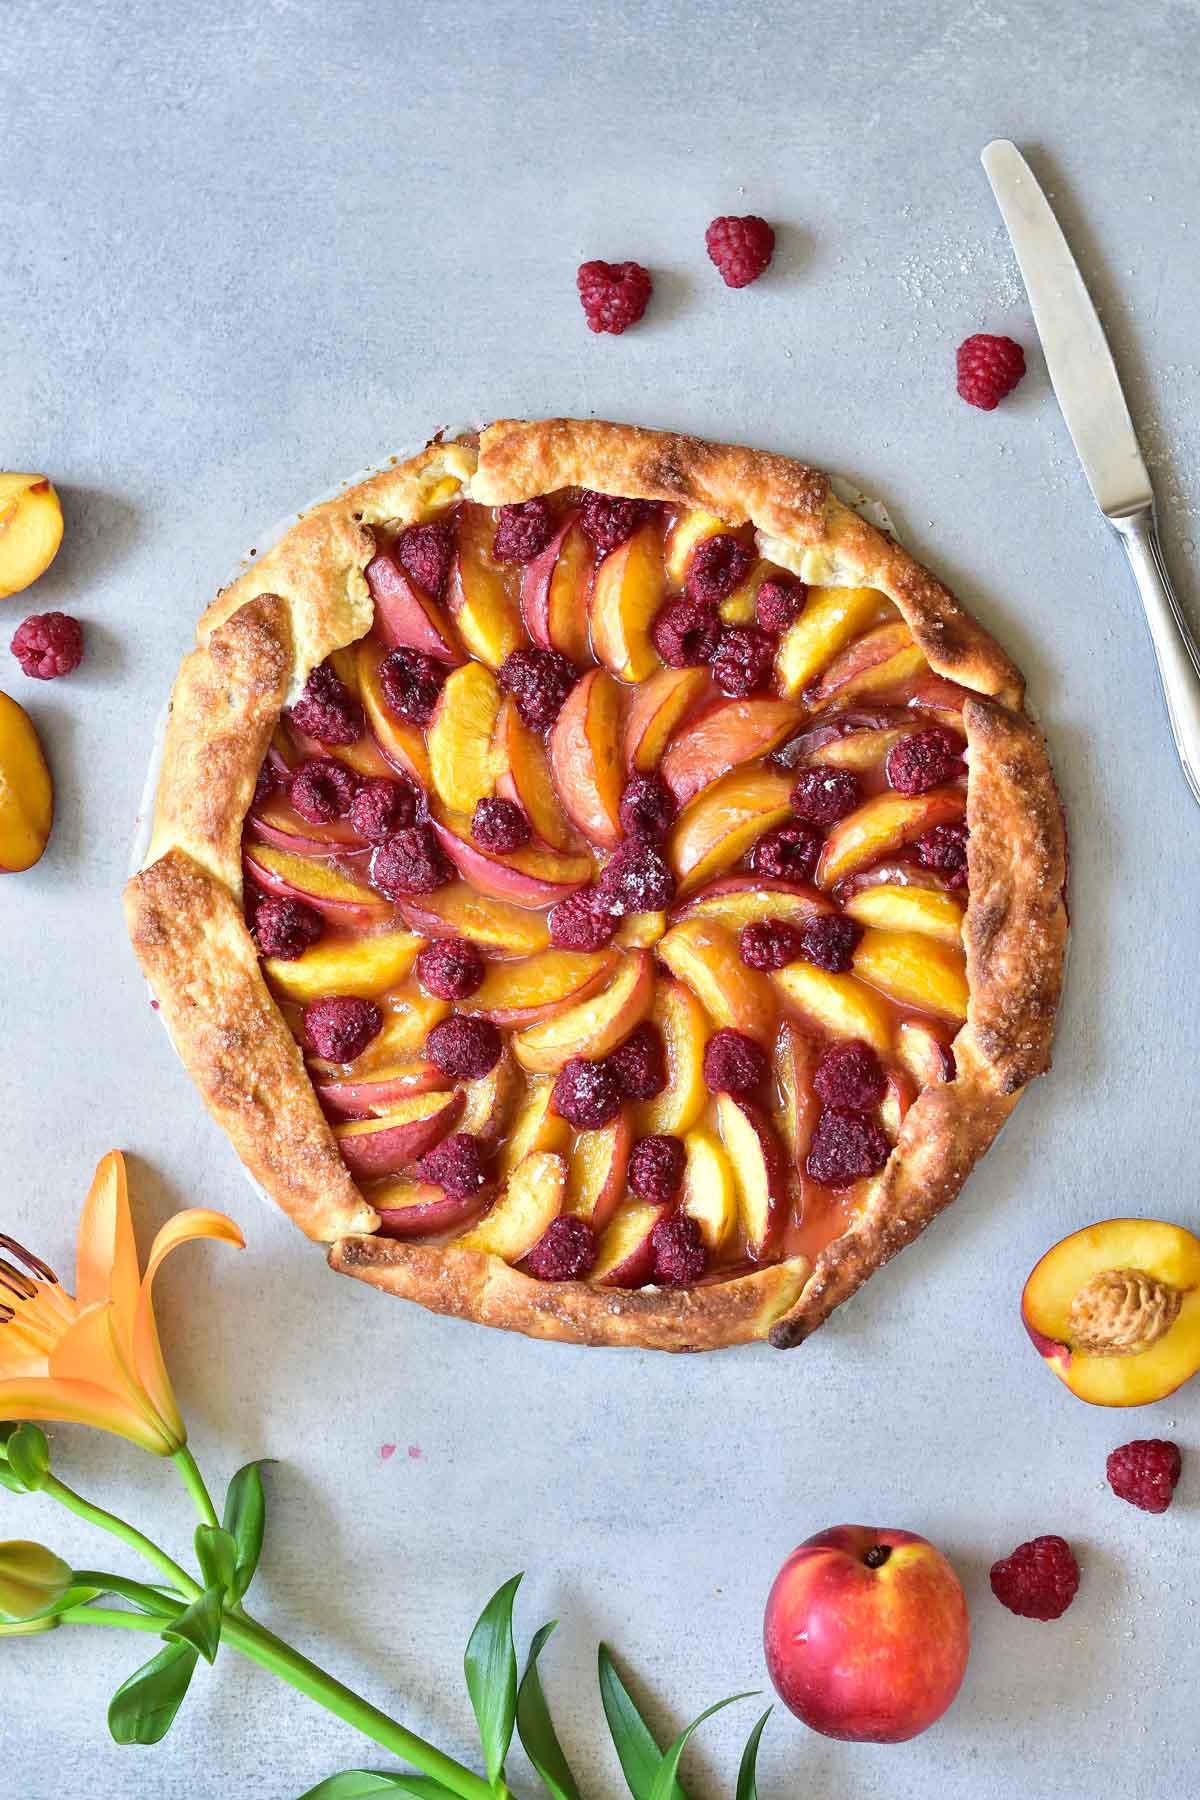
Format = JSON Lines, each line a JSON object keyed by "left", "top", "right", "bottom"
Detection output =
{"left": 3, "top": 1, "right": 1199, "bottom": 1795}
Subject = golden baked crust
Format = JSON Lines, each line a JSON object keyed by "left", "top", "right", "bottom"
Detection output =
{"left": 125, "top": 417, "right": 1067, "bottom": 1350}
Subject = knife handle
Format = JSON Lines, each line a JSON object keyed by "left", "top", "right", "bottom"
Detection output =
{"left": 1112, "top": 506, "right": 1200, "bottom": 808}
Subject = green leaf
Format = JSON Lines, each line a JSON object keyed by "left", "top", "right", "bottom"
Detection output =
{"left": 195, "top": 1524, "right": 238, "bottom": 1596}
{"left": 598, "top": 1645, "right": 685, "bottom": 1800}
{"left": 515, "top": 1621, "right": 582, "bottom": 1800}
{"left": 162, "top": 1583, "right": 224, "bottom": 1665}
{"left": 4, "top": 1423, "right": 50, "bottom": 1492}
{"left": 73, "top": 1570, "right": 182, "bottom": 1618}
{"left": 647, "top": 1694, "right": 756, "bottom": 1800}
{"left": 221, "top": 1458, "right": 272, "bottom": 1601}
{"left": 296, "top": 1776, "right": 459, "bottom": 1800}
{"left": 0, "top": 1539, "right": 73, "bottom": 1621}
{"left": 734, "top": 1708, "right": 772, "bottom": 1800}
{"left": 108, "top": 1640, "right": 199, "bottom": 1745}
{"left": 464, "top": 1573, "right": 522, "bottom": 1789}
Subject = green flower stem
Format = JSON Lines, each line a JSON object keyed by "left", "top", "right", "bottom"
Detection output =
{"left": 171, "top": 1445, "right": 220, "bottom": 1529}
{"left": 59, "top": 1604, "right": 165, "bottom": 1633}
{"left": 39, "top": 1473, "right": 201, "bottom": 1601}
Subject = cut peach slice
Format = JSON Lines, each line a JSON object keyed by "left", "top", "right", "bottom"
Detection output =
{"left": 265, "top": 929, "right": 422, "bottom": 1003}
{"left": 445, "top": 504, "right": 525, "bottom": 670}
{"left": 431, "top": 812, "right": 592, "bottom": 909}
{"left": 374, "top": 1181, "right": 486, "bottom": 1240}
{"left": 808, "top": 620, "right": 928, "bottom": 708}
{"left": 656, "top": 917, "right": 776, "bottom": 1042}
{"left": 457, "top": 1050, "right": 520, "bottom": 1148}
{"left": 520, "top": 516, "right": 593, "bottom": 665}
{"left": 804, "top": 726, "right": 912, "bottom": 772}
{"left": 676, "top": 875, "right": 834, "bottom": 933}
{"left": 816, "top": 790, "right": 964, "bottom": 889}
{"left": 770, "top": 961, "right": 893, "bottom": 1057}
{"left": 879, "top": 1069, "right": 915, "bottom": 1140}
{"left": 844, "top": 883, "right": 965, "bottom": 947}
{"left": 680, "top": 1127, "right": 738, "bottom": 1253}
{"left": 243, "top": 842, "right": 389, "bottom": 925}
{"left": 396, "top": 882, "right": 550, "bottom": 954}
{"left": 357, "top": 638, "right": 433, "bottom": 789}
{"left": 719, "top": 559, "right": 775, "bottom": 626}
{"left": 492, "top": 696, "right": 576, "bottom": 853}
{"left": 364, "top": 550, "right": 461, "bottom": 661}
{"left": 664, "top": 508, "right": 728, "bottom": 585}
{"left": 634, "top": 977, "right": 709, "bottom": 1138}
{"left": 455, "top": 1150, "right": 567, "bottom": 1262}
{"left": 548, "top": 667, "right": 624, "bottom": 850}
{"left": 0, "top": 474, "right": 64, "bottom": 598}
{"left": 500, "top": 1077, "right": 570, "bottom": 1176}
{"left": 308, "top": 987, "right": 451, "bottom": 1075}
{"left": 589, "top": 524, "right": 664, "bottom": 683}
{"left": 512, "top": 949, "right": 654, "bottom": 1072}
{"left": 774, "top": 1021, "right": 820, "bottom": 1172}
{"left": 1022, "top": 1220, "right": 1200, "bottom": 1407}
{"left": 659, "top": 697, "right": 803, "bottom": 808}
{"left": 333, "top": 1087, "right": 465, "bottom": 1179}
{"left": 314, "top": 1059, "right": 450, "bottom": 1117}
{"left": 667, "top": 765, "right": 795, "bottom": 898}
{"left": 248, "top": 794, "right": 364, "bottom": 858}
{"left": 613, "top": 910, "right": 666, "bottom": 949}
{"left": 775, "top": 586, "right": 893, "bottom": 696}
{"left": 593, "top": 1201, "right": 671, "bottom": 1286}
{"left": 716, "top": 1094, "right": 787, "bottom": 1259}
{"left": 565, "top": 1111, "right": 633, "bottom": 1234}
{"left": 0, "top": 690, "right": 54, "bottom": 872}
{"left": 428, "top": 663, "right": 502, "bottom": 815}
{"left": 623, "top": 666, "right": 708, "bottom": 773}
{"left": 467, "top": 948, "right": 616, "bottom": 1025}
{"left": 895, "top": 1019, "right": 956, "bottom": 1090}
{"left": 852, "top": 928, "right": 969, "bottom": 1021}
{"left": 289, "top": 723, "right": 397, "bottom": 784}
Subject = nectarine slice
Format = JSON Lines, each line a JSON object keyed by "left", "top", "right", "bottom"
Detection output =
{"left": 589, "top": 524, "right": 664, "bottom": 683}
{"left": 333, "top": 1087, "right": 465, "bottom": 1178}
{"left": 565, "top": 1112, "right": 633, "bottom": 1234}
{"left": 548, "top": 667, "right": 624, "bottom": 850}
{"left": 396, "top": 882, "right": 550, "bottom": 954}
{"left": 716, "top": 1094, "right": 787, "bottom": 1259}
{"left": 657, "top": 917, "right": 776, "bottom": 1041}
{"left": 676, "top": 876, "right": 834, "bottom": 933}
{"left": 244, "top": 842, "right": 389, "bottom": 925}
{"left": 775, "top": 586, "right": 894, "bottom": 696}
{"left": 634, "top": 977, "right": 709, "bottom": 1138}
{"left": 719, "top": 559, "right": 775, "bottom": 626}
{"left": 519, "top": 517, "right": 593, "bottom": 665}
{"left": 666, "top": 765, "right": 795, "bottom": 898}
{"left": 895, "top": 1019, "right": 956, "bottom": 1090}
{"left": 428, "top": 663, "right": 502, "bottom": 815}
{"left": 456, "top": 1150, "right": 567, "bottom": 1262}
{"left": 808, "top": 620, "right": 928, "bottom": 708}
{"left": 803, "top": 726, "right": 912, "bottom": 772}
{"left": 466, "top": 948, "right": 617, "bottom": 1024}
{"left": 500, "top": 1077, "right": 570, "bottom": 1176}
{"left": 308, "top": 985, "right": 450, "bottom": 1073}
{"left": 774, "top": 1021, "right": 820, "bottom": 1172}
{"left": 771, "top": 961, "right": 893, "bottom": 1057}
{"left": 512, "top": 949, "right": 654, "bottom": 1072}
{"left": 265, "top": 929, "right": 423, "bottom": 1003}
{"left": 816, "top": 790, "right": 963, "bottom": 889}
{"left": 0, "top": 474, "right": 63, "bottom": 599}
{"left": 492, "top": 696, "right": 577, "bottom": 853}
{"left": 664, "top": 508, "right": 728, "bottom": 585}
{"left": 446, "top": 505, "right": 525, "bottom": 670}
{"left": 0, "top": 690, "right": 54, "bottom": 872}
{"left": 613, "top": 910, "right": 666, "bottom": 949}
{"left": 373, "top": 1180, "right": 485, "bottom": 1240}
{"left": 457, "top": 1050, "right": 521, "bottom": 1147}
{"left": 431, "top": 813, "right": 592, "bottom": 909}
{"left": 364, "top": 551, "right": 461, "bottom": 661}
{"left": 659, "top": 696, "right": 803, "bottom": 808}
{"left": 845, "top": 883, "right": 965, "bottom": 947}
{"left": 592, "top": 1200, "right": 670, "bottom": 1286}
{"left": 357, "top": 638, "right": 434, "bottom": 789}
{"left": 852, "top": 928, "right": 968, "bottom": 1022}
{"left": 314, "top": 1059, "right": 450, "bottom": 1117}
{"left": 680, "top": 1127, "right": 738, "bottom": 1252}
{"left": 623, "top": 666, "right": 708, "bottom": 773}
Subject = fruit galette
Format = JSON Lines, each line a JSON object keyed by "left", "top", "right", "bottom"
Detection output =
{"left": 125, "top": 419, "right": 1067, "bottom": 1350}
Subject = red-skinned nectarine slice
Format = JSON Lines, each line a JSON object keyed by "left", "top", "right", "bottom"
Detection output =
{"left": 666, "top": 765, "right": 795, "bottom": 898}
{"left": 364, "top": 550, "right": 461, "bottom": 661}
{"left": 357, "top": 638, "right": 434, "bottom": 789}
{"left": 519, "top": 516, "right": 593, "bottom": 665}
{"left": 548, "top": 667, "right": 624, "bottom": 850}
{"left": 680, "top": 1126, "right": 738, "bottom": 1252}
{"left": 808, "top": 619, "right": 928, "bottom": 709}
{"left": 565, "top": 1111, "right": 633, "bottom": 1234}
{"left": 816, "top": 790, "right": 963, "bottom": 889}
{"left": 265, "top": 929, "right": 423, "bottom": 1003}
{"left": 333, "top": 1087, "right": 465, "bottom": 1178}
{"left": 623, "top": 666, "right": 708, "bottom": 773}
{"left": 844, "top": 882, "right": 965, "bottom": 946}
{"left": 592, "top": 1200, "right": 670, "bottom": 1286}
{"left": 657, "top": 917, "right": 776, "bottom": 1042}
{"left": 492, "top": 696, "right": 577, "bottom": 853}
{"left": 659, "top": 696, "right": 803, "bottom": 808}
{"left": 465, "top": 948, "right": 617, "bottom": 1025}
{"left": 634, "top": 977, "right": 709, "bottom": 1138}
{"left": 430, "top": 813, "right": 592, "bottom": 909}
{"left": 445, "top": 504, "right": 525, "bottom": 670}
{"left": 456, "top": 1150, "right": 567, "bottom": 1262}
{"left": 395, "top": 881, "right": 550, "bottom": 954}
{"left": 775, "top": 586, "right": 893, "bottom": 695}
{"left": 512, "top": 949, "right": 654, "bottom": 1072}
{"left": 589, "top": 523, "right": 664, "bottom": 683}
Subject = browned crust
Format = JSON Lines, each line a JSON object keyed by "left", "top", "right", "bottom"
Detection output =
{"left": 127, "top": 418, "right": 1067, "bottom": 1349}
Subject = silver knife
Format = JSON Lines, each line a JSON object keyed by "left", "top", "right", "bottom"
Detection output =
{"left": 982, "top": 138, "right": 1200, "bottom": 808}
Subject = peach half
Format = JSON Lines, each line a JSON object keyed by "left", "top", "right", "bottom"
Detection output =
{"left": 0, "top": 690, "right": 54, "bottom": 872}
{"left": 0, "top": 474, "right": 64, "bottom": 599}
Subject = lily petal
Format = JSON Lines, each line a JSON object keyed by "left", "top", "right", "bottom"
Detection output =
{"left": 47, "top": 1303, "right": 176, "bottom": 1453}
{"left": 74, "top": 1152, "right": 140, "bottom": 1341}
{"left": 0, "top": 1375, "right": 173, "bottom": 1455}
{"left": 132, "top": 1209, "right": 244, "bottom": 1442}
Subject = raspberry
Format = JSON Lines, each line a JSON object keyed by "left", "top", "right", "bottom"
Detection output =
{"left": 395, "top": 521, "right": 455, "bottom": 598}
{"left": 10, "top": 610, "right": 83, "bottom": 679}
{"left": 686, "top": 533, "right": 753, "bottom": 605}
{"left": 548, "top": 888, "right": 618, "bottom": 951}
{"left": 492, "top": 499, "right": 556, "bottom": 564}
{"left": 576, "top": 259, "right": 652, "bottom": 335}
{"left": 349, "top": 775, "right": 419, "bottom": 842}
{"left": 712, "top": 625, "right": 773, "bottom": 699}
{"left": 702, "top": 1029, "right": 767, "bottom": 1095}
{"left": 416, "top": 937, "right": 484, "bottom": 1001}
{"left": 379, "top": 646, "right": 447, "bottom": 728}
{"left": 415, "top": 1133, "right": 488, "bottom": 1199}
{"left": 651, "top": 1213, "right": 707, "bottom": 1286}
{"left": 806, "top": 1108, "right": 890, "bottom": 1188}
{"left": 288, "top": 662, "right": 365, "bottom": 746}
{"left": 813, "top": 1040, "right": 886, "bottom": 1111}
{"left": 252, "top": 895, "right": 323, "bottom": 960}
{"left": 749, "top": 824, "right": 822, "bottom": 884}
{"left": 618, "top": 772, "right": 674, "bottom": 842}
{"left": 790, "top": 766, "right": 861, "bottom": 825}
{"left": 304, "top": 995, "right": 381, "bottom": 1063}
{"left": 607, "top": 1022, "right": 667, "bottom": 1101}
{"left": 755, "top": 576, "right": 806, "bottom": 636}
{"left": 526, "top": 1214, "right": 597, "bottom": 1281}
{"left": 651, "top": 594, "right": 722, "bottom": 668}
{"left": 628, "top": 1134, "right": 686, "bottom": 1205}
{"left": 579, "top": 491, "right": 654, "bottom": 556}
{"left": 553, "top": 1056, "right": 622, "bottom": 1130}
{"left": 253, "top": 759, "right": 278, "bottom": 809}
{"left": 471, "top": 796, "right": 531, "bottom": 854}
{"left": 989, "top": 1536, "right": 1079, "bottom": 1620}
{"left": 425, "top": 1015, "right": 501, "bottom": 1080}
{"left": 956, "top": 333, "right": 1027, "bottom": 411}
{"left": 498, "top": 648, "right": 577, "bottom": 730}
{"left": 290, "top": 758, "right": 360, "bottom": 824}
{"left": 705, "top": 214, "right": 776, "bottom": 288}
{"left": 595, "top": 839, "right": 675, "bottom": 916}
{"left": 915, "top": 821, "right": 970, "bottom": 888}
{"left": 739, "top": 919, "right": 803, "bottom": 972}
{"left": 885, "top": 728, "right": 965, "bottom": 796}
{"left": 369, "top": 825, "right": 451, "bottom": 898}
{"left": 795, "top": 914, "right": 861, "bottom": 974}
{"left": 1106, "top": 1440, "right": 1182, "bottom": 1514}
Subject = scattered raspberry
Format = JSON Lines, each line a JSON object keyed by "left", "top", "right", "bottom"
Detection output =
{"left": 628, "top": 1134, "right": 686, "bottom": 1205}
{"left": 702, "top": 1029, "right": 767, "bottom": 1095}
{"left": 705, "top": 214, "right": 776, "bottom": 288}
{"left": 578, "top": 491, "right": 655, "bottom": 556}
{"left": 989, "top": 1536, "right": 1079, "bottom": 1620}
{"left": 288, "top": 663, "right": 365, "bottom": 745}
{"left": 304, "top": 995, "right": 382, "bottom": 1063}
{"left": 755, "top": 576, "right": 806, "bottom": 636}
{"left": 618, "top": 772, "right": 675, "bottom": 842}
{"left": 10, "top": 610, "right": 84, "bottom": 679}
{"left": 739, "top": 918, "right": 804, "bottom": 971}
{"left": 498, "top": 648, "right": 577, "bottom": 730}
{"left": 686, "top": 533, "right": 753, "bottom": 605}
{"left": 290, "top": 758, "right": 360, "bottom": 824}
{"left": 349, "top": 775, "right": 419, "bottom": 842}
{"left": 795, "top": 913, "right": 862, "bottom": 974}
{"left": 553, "top": 1056, "right": 622, "bottom": 1130}
{"left": 253, "top": 895, "right": 323, "bottom": 960}
{"left": 415, "top": 1133, "right": 488, "bottom": 1199}
{"left": 526, "top": 1214, "right": 597, "bottom": 1281}
{"left": 915, "top": 821, "right": 970, "bottom": 888}
{"left": 651, "top": 1212, "right": 707, "bottom": 1286}
{"left": 416, "top": 937, "right": 485, "bottom": 1001}
{"left": 253, "top": 759, "right": 278, "bottom": 809}
{"left": 651, "top": 594, "right": 722, "bottom": 668}
{"left": 806, "top": 1108, "right": 890, "bottom": 1188}
{"left": 595, "top": 839, "right": 675, "bottom": 915}
{"left": 1107, "top": 1440, "right": 1182, "bottom": 1514}
{"left": 956, "top": 333, "right": 1027, "bottom": 411}
{"left": 885, "top": 728, "right": 965, "bottom": 796}
{"left": 813, "top": 1040, "right": 886, "bottom": 1111}
{"left": 395, "top": 520, "right": 455, "bottom": 598}
{"left": 712, "top": 625, "right": 774, "bottom": 698}
{"left": 369, "top": 824, "right": 451, "bottom": 898}
{"left": 790, "top": 766, "right": 861, "bottom": 825}
{"left": 548, "top": 887, "right": 618, "bottom": 951}
{"left": 749, "top": 823, "right": 822, "bottom": 884}
{"left": 607, "top": 1022, "right": 667, "bottom": 1101}
{"left": 472, "top": 796, "right": 531, "bottom": 853}
{"left": 576, "top": 259, "right": 653, "bottom": 334}
{"left": 492, "top": 498, "right": 556, "bottom": 564}
{"left": 425, "top": 1015, "right": 501, "bottom": 1080}
{"left": 379, "top": 646, "right": 447, "bottom": 727}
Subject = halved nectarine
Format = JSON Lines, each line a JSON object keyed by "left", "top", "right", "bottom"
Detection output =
{"left": 427, "top": 663, "right": 501, "bottom": 815}
{"left": 589, "top": 523, "right": 664, "bottom": 683}
{"left": 667, "top": 765, "right": 795, "bottom": 898}
{"left": 456, "top": 1150, "right": 567, "bottom": 1261}
{"left": 0, "top": 474, "right": 64, "bottom": 599}
{"left": 659, "top": 696, "right": 803, "bottom": 808}
{"left": 512, "top": 949, "right": 654, "bottom": 1072}
{"left": 519, "top": 516, "right": 593, "bottom": 665}
{"left": 623, "top": 666, "right": 708, "bottom": 773}
{"left": 548, "top": 667, "right": 624, "bottom": 850}
{"left": 657, "top": 917, "right": 776, "bottom": 1041}
{"left": 775, "top": 587, "right": 893, "bottom": 695}
{"left": 0, "top": 690, "right": 54, "bottom": 872}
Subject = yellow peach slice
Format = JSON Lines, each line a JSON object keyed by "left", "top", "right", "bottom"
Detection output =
{"left": 844, "top": 883, "right": 965, "bottom": 947}
{"left": 309, "top": 986, "right": 451, "bottom": 1075}
{"left": 457, "top": 1050, "right": 521, "bottom": 1147}
{"left": 333, "top": 1087, "right": 465, "bottom": 1178}
{"left": 593, "top": 1200, "right": 670, "bottom": 1286}
{"left": 770, "top": 961, "right": 893, "bottom": 1056}
{"left": 623, "top": 666, "right": 708, "bottom": 773}
{"left": 265, "top": 929, "right": 423, "bottom": 1003}
{"left": 445, "top": 504, "right": 525, "bottom": 669}
{"left": 0, "top": 475, "right": 64, "bottom": 598}
{"left": 492, "top": 696, "right": 576, "bottom": 853}
{"left": 634, "top": 977, "right": 709, "bottom": 1138}
{"left": 613, "top": 910, "right": 666, "bottom": 949}
{"left": 657, "top": 917, "right": 776, "bottom": 1041}
{"left": 664, "top": 508, "right": 728, "bottom": 585}
{"left": 775, "top": 587, "right": 893, "bottom": 695}
{"left": 243, "top": 842, "right": 389, "bottom": 923}
{"left": 659, "top": 696, "right": 803, "bottom": 808}
{"left": 357, "top": 637, "right": 433, "bottom": 789}
{"left": 548, "top": 667, "right": 624, "bottom": 850}
{"left": 719, "top": 559, "right": 775, "bottom": 626}
{"left": 589, "top": 524, "right": 664, "bottom": 682}
{"left": 500, "top": 1077, "right": 570, "bottom": 1177}
{"left": 680, "top": 1127, "right": 738, "bottom": 1252}
{"left": 0, "top": 690, "right": 54, "bottom": 871}
{"left": 455, "top": 1150, "right": 567, "bottom": 1261}
{"left": 677, "top": 878, "right": 833, "bottom": 933}
{"left": 565, "top": 1111, "right": 633, "bottom": 1234}
{"left": 666, "top": 765, "right": 795, "bottom": 898}
{"left": 809, "top": 620, "right": 928, "bottom": 709}
{"left": 816, "top": 790, "right": 963, "bottom": 889}
{"left": 396, "top": 882, "right": 551, "bottom": 954}
{"left": 512, "top": 949, "right": 654, "bottom": 1072}
{"left": 467, "top": 948, "right": 617, "bottom": 1024}
{"left": 852, "top": 927, "right": 969, "bottom": 1021}
{"left": 428, "top": 662, "right": 502, "bottom": 815}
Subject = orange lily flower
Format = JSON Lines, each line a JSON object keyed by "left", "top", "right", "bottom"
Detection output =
{"left": 0, "top": 1151, "right": 243, "bottom": 1454}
